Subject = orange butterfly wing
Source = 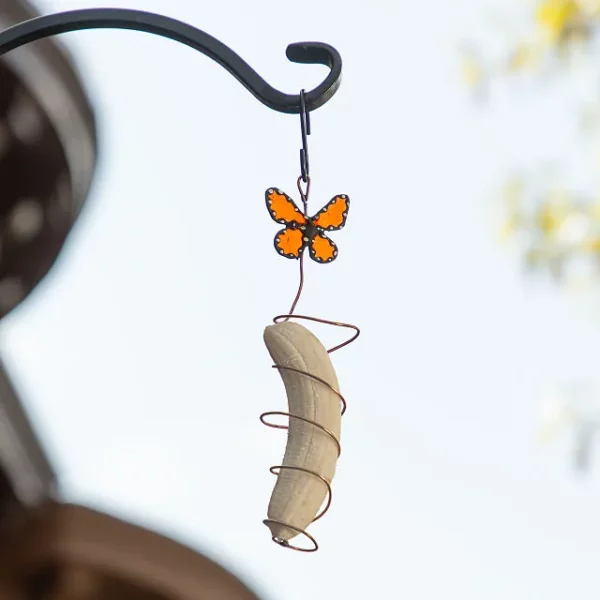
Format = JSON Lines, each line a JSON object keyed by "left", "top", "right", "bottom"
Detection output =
{"left": 266, "top": 189, "right": 348, "bottom": 263}
{"left": 309, "top": 233, "right": 338, "bottom": 263}
{"left": 274, "top": 227, "right": 306, "bottom": 260}
{"left": 266, "top": 188, "right": 307, "bottom": 226}
{"left": 311, "top": 194, "right": 349, "bottom": 231}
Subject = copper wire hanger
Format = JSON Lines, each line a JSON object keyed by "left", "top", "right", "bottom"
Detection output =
{"left": 260, "top": 90, "right": 360, "bottom": 552}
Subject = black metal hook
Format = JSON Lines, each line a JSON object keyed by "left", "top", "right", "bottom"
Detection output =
{"left": 0, "top": 8, "right": 342, "bottom": 114}
{"left": 299, "top": 89, "right": 311, "bottom": 182}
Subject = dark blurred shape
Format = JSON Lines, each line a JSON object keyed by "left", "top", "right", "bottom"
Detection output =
{"left": 0, "top": 502, "right": 263, "bottom": 600}
{"left": 0, "top": 356, "right": 57, "bottom": 542}
{"left": 0, "top": 0, "right": 97, "bottom": 320}
{"left": 0, "top": 4, "right": 263, "bottom": 598}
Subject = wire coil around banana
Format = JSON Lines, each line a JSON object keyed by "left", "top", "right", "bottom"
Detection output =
{"left": 260, "top": 313, "right": 359, "bottom": 552}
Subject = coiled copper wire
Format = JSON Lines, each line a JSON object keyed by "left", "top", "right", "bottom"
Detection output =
{"left": 260, "top": 175, "right": 360, "bottom": 552}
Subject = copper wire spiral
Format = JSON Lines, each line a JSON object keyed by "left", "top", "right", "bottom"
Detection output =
{"left": 260, "top": 176, "right": 360, "bottom": 552}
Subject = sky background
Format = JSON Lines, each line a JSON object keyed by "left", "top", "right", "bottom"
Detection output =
{"left": 3, "top": 0, "right": 600, "bottom": 598}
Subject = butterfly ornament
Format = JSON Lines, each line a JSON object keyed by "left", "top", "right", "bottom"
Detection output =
{"left": 265, "top": 187, "right": 350, "bottom": 263}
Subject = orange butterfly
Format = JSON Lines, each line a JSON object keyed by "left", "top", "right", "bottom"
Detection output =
{"left": 265, "top": 187, "right": 350, "bottom": 263}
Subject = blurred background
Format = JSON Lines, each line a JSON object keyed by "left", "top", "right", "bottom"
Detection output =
{"left": 3, "top": 0, "right": 600, "bottom": 598}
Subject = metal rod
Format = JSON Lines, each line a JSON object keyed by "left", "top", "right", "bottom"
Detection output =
{"left": 0, "top": 8, "right": 342, "bottom": 113}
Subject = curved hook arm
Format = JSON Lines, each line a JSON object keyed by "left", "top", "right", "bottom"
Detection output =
{"left": 0, "top": 8, "right": 342, "bottom": 113}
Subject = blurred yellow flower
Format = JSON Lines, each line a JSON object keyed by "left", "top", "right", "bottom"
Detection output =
{"left": 499, "top": 178, "right": 524, "bottom": 240}
{"left": 536, "top": 0, "right": 580, "bottom": 40}
{"left": 459, "top": 52, "right": 484, "bottom": 89}
{"left": 500, "top": 216, "right": 520, "bottom": 240}
{"left": 579, "top": 0, "right": 600, "bottom": 16}
{"left": 590, "top": 201, "right": 600, "bottom": 220}
{"left": 581, "top": 237, "right": 600, "bottom": 251}
{"left": 535, "top": 190, "right": 573, "bottom": 235}
{"left": 524, "top": 246, "right": 548, "bottom": 269}
{"left": 507, "top": 42, "right": 543, "bottom": 71}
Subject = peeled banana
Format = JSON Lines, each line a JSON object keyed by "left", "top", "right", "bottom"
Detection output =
{"left": 263, "top": 320, "right": 341, "bottom": 543}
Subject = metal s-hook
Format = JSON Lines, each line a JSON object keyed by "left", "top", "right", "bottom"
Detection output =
{"left": 299, "top": 89, "right": 311, "bottom": 183}
{"left": 0, "top": 8, "right": 342, "bottom": 114}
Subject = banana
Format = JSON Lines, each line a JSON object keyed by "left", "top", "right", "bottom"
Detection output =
{"left": 263, "top": 321, "right": 341, "bottom": 543}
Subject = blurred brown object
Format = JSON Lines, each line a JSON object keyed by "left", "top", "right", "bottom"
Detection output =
{"left": 0, "top": 502, "right": 262, "bottom": 600}
{"left": 0, "top": 0, "right": 96, "bottom": 320}
{"left": 0, "top": 356, "right": 57, "bottom": 524}
{"left": 0, "top": 4, "right": 264, "bottom": 598}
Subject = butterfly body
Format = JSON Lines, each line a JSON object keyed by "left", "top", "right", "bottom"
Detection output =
{"left": 266, "top": 187, "right": 349, "bottom": 263}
